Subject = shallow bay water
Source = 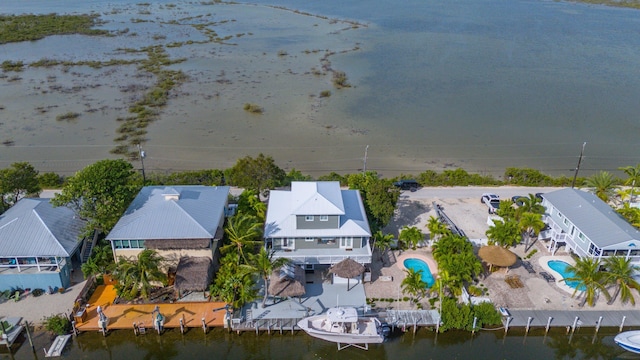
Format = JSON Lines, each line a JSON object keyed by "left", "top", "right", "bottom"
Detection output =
{"left": 1, "top": 0, "right": 639, "bottom": 177}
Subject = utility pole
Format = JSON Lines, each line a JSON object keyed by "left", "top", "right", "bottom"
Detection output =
{"left": 138, "top": 144, "right": 146, "bottom": 183}
{"left": 571, "top": 142, "right": 586, "bottom": 188}
{"left": 363, "top": 145, "right": 369, "bottom": 173}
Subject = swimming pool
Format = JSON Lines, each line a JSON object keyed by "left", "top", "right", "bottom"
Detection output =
{"left": 547, "top": 260, "right": 586, "bottom": 291}
{"left": 403, "top": 258, "right": 435, "bottom": 288}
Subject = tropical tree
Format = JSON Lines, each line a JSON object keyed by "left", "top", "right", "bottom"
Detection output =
{"left": 620, "top": 164, "right": 640, "bottom": 203}
{"left": 401, "top": 268, "right": 428, "bottom": 303}
{"left": 398, "top": 226, "right": 423, "bottom": 250}
{"left": 618, "top": 203, "right": 640, "bottom": 228}
{"left": 485, "top": 219, "right": 520, "bottom": 248}
{"left": 251, "top": 248, "right": 290, "bottom": 308}
{"left": 210, "top": 253, "right": 257, "bottom": 309}
{"left": 112, "top": 249, "right": 166, "bottom": 300}
{"left": 224, "top": 153, "right": 286, "bottom": 195}
{"left": 563, "top": 257, "right": 610, "bottom": 307}
{"left": 515, "top": 193, "right": 545, "bottom": 219}
{"left": 51, "top": 159, "right": 140, "bottom": 237}
{"left": 222, "top": 213, "right": 263, "bottom": 265}
{"left": 81, "top": 242, "right": 115, "bottom": 278}
{"left": 603, "top": 256, "right": 640, "bottom": 305}
{"left": 494, "top": 200, "right": 516, "bottom": 220}
{"left": 426, "top": 216, "right": 451, "bottom": 243}
{"left": 373, "top": 230, "right": 395, "bottom": 262}
{"left": 432, "top": 234, "right": 482, "bottom": 295}
{"left": 347, "top": 171, "right": 399, "bottom": 233}
{"left": 518, "top": 212, "right": 545, "bottom": 251}
{"left": 0, "top": 162, "right": 41, "bottom": 209}
{"left": 585, "top": 171, "right": 617, "bottom": 203}
{"left": 236, "top": 189, "right": 266, "bottom": 222}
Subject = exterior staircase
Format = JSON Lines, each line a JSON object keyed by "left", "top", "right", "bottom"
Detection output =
{"left": 81, "top": 230, "right": 100, "bottom": 263}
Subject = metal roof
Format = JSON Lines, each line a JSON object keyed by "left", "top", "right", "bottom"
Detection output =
{"left": 0, "top": 198, "right": 85, "bottom": 257}
{"left": 264, "top": 182, "right": 371, "bottom": 238}
{"left": 106, "top": 186, "right": 230, "bottom": 240}
{"left": 542, "top": 188, "right": 640, "bottom": 248}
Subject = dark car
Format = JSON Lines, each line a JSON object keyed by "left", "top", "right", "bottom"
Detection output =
{"left": 393, "top": 179, "right": 419, "bottom": 191}
{"left": 512, "top": 196, "right": 526, "bottom": 206}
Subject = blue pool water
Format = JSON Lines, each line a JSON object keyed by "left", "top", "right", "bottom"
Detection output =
{"left": 403, "top": 258, "right": 435, "bottom": 288}
{"left": 547, "top": 260, "right": 586, "bottom": 291}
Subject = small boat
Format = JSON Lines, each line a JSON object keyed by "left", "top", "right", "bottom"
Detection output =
{"left": 615, "top": 330, "right": 640, "bottom": 354}
{"left": 297, "top": 307, "right": 390, "bottom": 350}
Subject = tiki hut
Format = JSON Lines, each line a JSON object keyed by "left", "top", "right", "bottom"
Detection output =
{"left": 478, "top": 245, "right": 517, "bottom": 273}
{"left": 269, "top": 264, "right": 306, "bottom": 300}
{"left": 328, "top": 258, "right": 365, "bottom": 291}
{"left": 175, "top": 257, "right": 213, "bottom": 295}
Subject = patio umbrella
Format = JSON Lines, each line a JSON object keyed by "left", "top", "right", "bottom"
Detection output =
{"left": 269, "top": 265, "right": 306, "bottom": 299}
{"left": 478, "top": 245, "right": 517, "bottom": 272}
{"left": 328, "top": 258, "right": 365, "bottom": 291}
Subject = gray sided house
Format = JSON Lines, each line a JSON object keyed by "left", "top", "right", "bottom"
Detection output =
{"left": 0, "top": 198, "right": 85, "bottom": 291}
{"left": 106, "top": 186, "right": 230, "bottom": 292}
{"left": 540, "top": 188, "right": 640, "bottom": 263}
{"left": 264, "top": 181, "right": 372, "bottom": 267}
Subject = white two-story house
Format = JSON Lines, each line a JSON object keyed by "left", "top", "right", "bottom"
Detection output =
{"left": 540, "top": 188, "right": 640, "bottom": 264}
{"left": 264, "top": 181, "right": 372, "bottom": 269}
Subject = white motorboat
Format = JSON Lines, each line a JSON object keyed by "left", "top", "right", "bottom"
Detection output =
{"left": 297, "top": 307, "right": 390, "bottom": 350}
{"left": 615, "top": 330, "right": 640, "bottom": 354}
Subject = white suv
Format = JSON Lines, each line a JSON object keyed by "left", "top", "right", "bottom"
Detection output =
{"left": 481, "top": 193, "right": 500, "bottom": 214}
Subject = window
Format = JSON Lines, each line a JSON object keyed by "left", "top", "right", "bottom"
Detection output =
{"left": 589, "top": 243, "right": 601, "bottom": 256}
{"left": 563, "top": 218, "right": 570, "bottom": 226}
{"left": 557, "top": 212, "right": 563, "bottom": 219}
{"left": 340, "top": 237, "right": 353, "bottom": 249}
{"left": 305, "top": 237, "right": 314, "bottom": 242}
{"left": 319, "top": 215, "right": 329, "bottom": 222}
{"left": 318, "top": 237, "right": 336, "bottom": 245}
{"left": 305, "top": 215, "right": 314, "bottom": 222}
{"left": 578, "top": 232, "right": 587, "bottom": 242}
{"left": 113, "top": 240, "right": 145, "bottom": 249}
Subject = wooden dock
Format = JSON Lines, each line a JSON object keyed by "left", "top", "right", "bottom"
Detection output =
{"left": 505, "top": 310, "right": 640, "bottom": 330}
{"left": 44, "top": 334, "right": 71, "bottom": 357}
{"left": 74, "top": 302, "right": 228, "bottom": 333}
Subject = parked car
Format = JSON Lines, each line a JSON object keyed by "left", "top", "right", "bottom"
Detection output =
{"left": 393, "top": 179, "right": 419, "bottom": 191}
{"left": 481, "top": 193, "right": 500, "bottom": 214}
{"left": 512, "top": 195, "right": 526, "bottom": 206}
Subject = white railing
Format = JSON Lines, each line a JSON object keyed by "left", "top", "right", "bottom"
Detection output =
{"left": 272, "top": 253, "right": 371, "bottom": 265}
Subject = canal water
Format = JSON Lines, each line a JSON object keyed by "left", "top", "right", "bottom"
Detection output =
{"left": 1, "top": 327, "right": 632, "bottom": 359}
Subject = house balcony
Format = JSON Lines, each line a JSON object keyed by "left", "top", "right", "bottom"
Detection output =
{"left": 270, "top": 246, "right": 371, "bottom": 265}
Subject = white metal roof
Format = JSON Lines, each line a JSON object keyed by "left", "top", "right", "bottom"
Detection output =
{"left": 543, "top": 188, "right": 640, "bottom": 248}
{"left": 106, "top": 186, "right": 230, "bottom": 240}
{"left": 264, "top": 182, "right": 370, "bottom": 238}
{"left": 0, "top": 198, "right": 85, "bottom": 257}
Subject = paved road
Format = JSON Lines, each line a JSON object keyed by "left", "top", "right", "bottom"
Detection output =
{"left": 401, "top": 186, "right": 562, "bottom": 201}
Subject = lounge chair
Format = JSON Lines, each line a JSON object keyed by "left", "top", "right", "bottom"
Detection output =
{"left": 540, "top": 272, "right": 555, "bottom": 283}
{"left": 522, "top": 261, "right": 536, "bottom": 274}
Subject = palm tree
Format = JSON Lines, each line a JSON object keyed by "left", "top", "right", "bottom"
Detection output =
{"left": 112, "top": 249, "right": 166, "bottom": 300}
{"left": 401, "top": 268, "right": 428, "bottom": 303}
{"left": 426, "top": 216, "right": 450, "bottom": 243}
{"left": 620, "top": 164, "right": 640, "bottom": 203}
{"left": 251, "top": 248, "right": 290, "bottom": 308}
{"left": 563, "top": 257, "right": 610, "bottom": 307}
{"left": 618, "top": 203, "right": 640, "bottom": 228}
{"left": 518, "top": 212, "right": 545, "bottom": 251}
{"left": 485, "top": 219, "right": 520, "bottom": 248}
{"left": 81, "top": 242, "right": 115, "bottom": 278}
{"left": 222, "top": 213, "right": 263, "bottom": 265}
{"left": 603, "top": 256, "right": 640, "bottom": 305}
{"left": 210, "top": 253, "right": 258, "bottom": 309}
{"left": 373, "top": 230, "right": 395, "bottom": 263}
{"left": 515, "top": 194, "right": 545, "bottom": 219}
{"left": 398, "top": 226, "right": 423, "bottom": 250}
{"left": 585, "top": 171, "right": 617, "bottom": 203}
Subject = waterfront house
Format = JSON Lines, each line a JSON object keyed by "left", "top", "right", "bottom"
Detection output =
{"left": 106, "top": 186, "right": 230, "bottom": 291}
{"left": 264, "top": 181, "right": 372, "bottom": 269}
{"left": 0, "top": 198, "right": 85, "bottom": 291}
{"left": 540, "top": 188, "right": 640, "bottom": 263}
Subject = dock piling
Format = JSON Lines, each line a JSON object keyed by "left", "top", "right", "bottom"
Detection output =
{"left": 525, "top": 317, "right": 532, "bottom": 334}
{"left": 595, "top": 316, "right": 602, "bottom": 334}
{"left": 571, "top": 317, "right": 578, "bottom": 334}
{"left": 180, "top": 318, "right": 184, "bottom": 335}
{"left": 472, "top": 317, "right": 477, "bottom": 335}
{"left": 545, "top": 317, "right": 552, "bottom": 334}
{"left": 504, "top": 316, "right": 511, "bottom": 334}
{"left": 133, "top": 322, "right": 137, "bottom": 336}
{"left": 620, "top": 316, "right": 626, "bottom": 332}
{"left": 201, "top": 317, "right": 206, "bottom": 334}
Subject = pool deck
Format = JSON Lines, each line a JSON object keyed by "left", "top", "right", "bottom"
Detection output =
{"left": 538, "top": 256, "right": 577, "bottom": 295}
{"left": 396, "top": 253, "right": 438, "bottom": 282}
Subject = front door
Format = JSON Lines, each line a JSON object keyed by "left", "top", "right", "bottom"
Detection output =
{"left": 340, "top": 237, "right": 353, "bottom": 249}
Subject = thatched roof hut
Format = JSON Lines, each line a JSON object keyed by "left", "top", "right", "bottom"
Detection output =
{"left": 175, "top": 257, "right": 213, "bottom": 292}
{"left": 478, "top": 245, "right": 517, "bottom": 271}
{"left": 269, "top": 264, "right": 306, "bottom": 298}
{"left": 329, "top": 258, "right": 365, "bottom": 278}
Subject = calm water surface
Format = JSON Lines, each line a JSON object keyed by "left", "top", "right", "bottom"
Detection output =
{"left": 2, "top": 0, "right": 640, "bottom": 176}
{"left": 1, "top": 327, "right": 634, "bottom": 359}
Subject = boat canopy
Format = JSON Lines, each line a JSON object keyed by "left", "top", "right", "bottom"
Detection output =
{"left": 326, "top": 307, "right": 358, "bottom": 323}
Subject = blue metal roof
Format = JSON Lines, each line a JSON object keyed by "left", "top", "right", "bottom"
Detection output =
{"left": 106, "top": 186, "right": 230, "bottom": 240}
{"left": 0, "top": 198, "right": 85, "bottom": 257}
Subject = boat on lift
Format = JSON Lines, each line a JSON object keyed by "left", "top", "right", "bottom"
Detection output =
{"left": 297, "top": 307, "right": 390, "bottom": 350}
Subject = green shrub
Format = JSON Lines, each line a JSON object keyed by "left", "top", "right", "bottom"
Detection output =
{"left": 525, "top": 249, "right": 538, "bottom": 259}
{"left": 243, "top": 103, "right": 263, "bottom": 114}
{"left": 43, "top": 314, "right": 71, "bottom": 335}
{"left": 319, "top": 90, "right": 331, "bottom": 98}
{"left": 31, "top": 288, "right": 45, "bottom": 297}
{"left": 38, "top": 172, "right": 64, "bottom": 188}
{"left": 1, "top": 60, "right": 24, "bottom": 72}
